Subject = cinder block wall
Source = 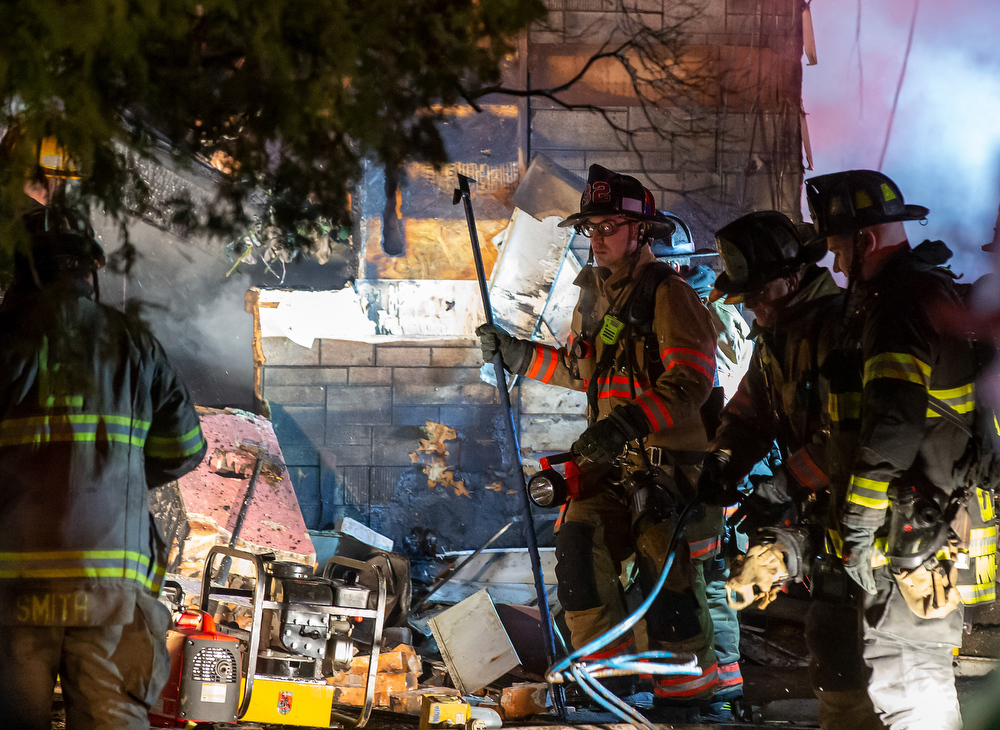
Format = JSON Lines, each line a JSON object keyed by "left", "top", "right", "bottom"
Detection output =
{"left": 528, "top": 0, "right": 803, "bottom": 236}
{"left": 261, "top": 336, "right": 548, "bottom": 550}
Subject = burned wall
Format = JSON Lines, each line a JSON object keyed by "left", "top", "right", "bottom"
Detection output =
{"left": 260, "top": 337, "right": 565, "bottom": 553}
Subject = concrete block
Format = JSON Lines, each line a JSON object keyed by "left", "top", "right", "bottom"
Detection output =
{"left": 320, "top": 340, "right": 375, "bottom": 366}
{"left": 392, "top": 367, "right": 483, "bottom": 386}
{"left": 564, "top": 0, "right": 613, "bottom": 9}
{"left": 318, "top": 504, "right": 368, "bottom": 531}
{"left": 394, "top": 384, "right": 497, "bottom": 406}
{"left": 672, "top": 0, "right": 724, "bottom": 33}
{"left": 629, "top": 106, "right": 693, "bottom": 135}
{"left": 319, "top": 443, "right": 372, "bottom": 468}
{"left": 459, "top": 440, "right": 503, "bottom": 472}
{"left": 520, "top": 414, "right": 587, "bottom": 453}
{"left": 393, "top": 405, "right": 442, "bottom": 426}
{"left": 430, "top": 347, "right": 483, "bottom": 368}
{"left": 318, "top": 462, "right": 346, "bottom": 506}
{"left": 530, "top": 29, "right": 565, "bottom": 44}
{"left": 371, "top": 467, "right": 408, "bottom": 504}
{"left": 674, "top": 133, "right": 718, "bottom": 172}
{"left": 531, "top": 109, "right": 628, "bottom": 150}
{"left": 262, "top": 337, "right": 319, "bottom": 366}
{"left": 326, "top": 386, "right": 392, "bottom": 425}
{"left": 348, "top": 367, "right": 393, "bottom": 385}
{"left": 324, "top": 465, "right": 370, "bottom": 507}
{"left": 280, "top": 443, "right": 320, "bottom": 467}
{"left": 326, "top": 426, "right": 373, "bottom": 446}
{"left": 263, "top": 385, "right": 325, "bottom": 406}
{"left": 520, "top": 380, "right": 588, "bottom": 415}
{"left": 564, "top": 11, "right": 661, "bottom": 43}
{"left": 439, "top": 404, "right": 501, "bottom": 429}
{"left": 298, "top": 501, "right": 322, "bottom": 530}
{"left": 372, "top": 426, "right": 423, "bottom": 467}
{"left": 376, "top": 346, "right": 431, "bottom": 367}
{"left": 270, "top": 405, "right": 325, "bottom": 445}
{"left": 584, "top": 150, "right": 673, "bottom": 172}
{"left": 265, "top": 367, "right": 347, "bottom": 387}
{"left": 684, "top": 171, "right": 723, "bottom": 192}
{"left": 288, "top": 465, "right": 320, "bottom": 504}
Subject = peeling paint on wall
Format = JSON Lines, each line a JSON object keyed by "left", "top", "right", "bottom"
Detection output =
{"left": 409, "top": 421, "right": 471, "bottom": 498}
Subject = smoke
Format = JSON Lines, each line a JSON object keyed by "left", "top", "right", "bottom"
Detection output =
{"left": 93, "top": 215, "right": 255, "bottom": 409}
{"left": 803, "top": 0, "right": 1000, "bottom": 280}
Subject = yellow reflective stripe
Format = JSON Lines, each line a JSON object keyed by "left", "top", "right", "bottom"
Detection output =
{"left": 146, "top": 424, "right": 205, "bottom": 459}
{"left": 959, "top": 583, "right": 996, "bottom": 604}
{"left": 828, "top": 392, "right": 862, "bottom": 422}
{"left": 0, "top": 415, "right": 150, "bottom": 448}
{"left": 926, "top": 382, "right": 976, "bottom": 418}
{"left": 970, "top": 527, "right": 998, "bottom": 558}
{"left": 847, "top": 475, "right": 890, "bottom": 510}
{"left": 863, "top": 352, "right": 931, "bottom": 388}
{"left": 0, "top": 550, "right": 159, "bottom": 590}
{"left": 0, "top": 550, "right": 149, "bottom": 564}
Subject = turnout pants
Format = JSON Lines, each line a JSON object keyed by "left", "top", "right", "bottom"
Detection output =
{"left": 0, "top": 593, "right": 171, "bottom": 730}
{"left": 861, "top": 568, "right": 964, "bottom": 730}
{"left": 555, "top": 488, "right": 724, "bottom": 702}
{"left": 704, "top": 561, "right": 743, "bottom": 700}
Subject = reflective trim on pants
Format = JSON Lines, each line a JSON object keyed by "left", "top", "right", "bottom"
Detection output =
{"left": 653, "top": 661, "right": 719, "bottom": 699}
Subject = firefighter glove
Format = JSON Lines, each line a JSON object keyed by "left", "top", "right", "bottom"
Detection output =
{"left": 476, "top": 323, "right": 532, "bottom": 375}
{"left": 696, "top": 450, "right": 738, "bottom": 506}
{"left": 843, "top": 527, "right": 878, "bottom": 595}
{"left": 572, "top": 403, "right": 650, "bottom": 464}
{"left": 755, "top": 466, "right": 793, "bottom": 504}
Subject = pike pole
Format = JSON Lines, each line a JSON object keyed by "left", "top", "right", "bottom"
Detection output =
{"left": 454, "top": 174, "right": 566, "bottom": 716}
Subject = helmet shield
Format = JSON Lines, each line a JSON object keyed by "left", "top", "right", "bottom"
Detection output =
{"left": 805, "top": 169, "right": 929, "bottom": 243}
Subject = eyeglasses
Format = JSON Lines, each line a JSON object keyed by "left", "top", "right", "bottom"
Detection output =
{"left": 575, "top": 218, "right": 629, "bottom": 238}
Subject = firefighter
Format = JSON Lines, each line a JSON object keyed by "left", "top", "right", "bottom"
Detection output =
{"left": 674, "top": 260, "right": 753, "bottom": 714}
{"left": 0, "top": 206, "right": 207, "bottom": 730}
{"left": 478, "top": 164, "right": 725, "bottom": 721}
{"left": 694, "top": 211, "right": 886, "bottom": 729}
{"left": 805, "top": 169, "right": 987, "bottom": 730}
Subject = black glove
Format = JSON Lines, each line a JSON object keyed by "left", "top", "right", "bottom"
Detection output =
{"left": 754, "top": 466, "right": 794, "bottom": 504}
{"left": 476, "top": 323, "right": 532, "bottom": 375}
{"left": 696, "top": 450, "right": 738, "bottom": 506}
{"left": 842, "top": 525, "right": 878, "bottom": 595}
{"left": 572, "top": 403, "right": 650, "bottom": 464}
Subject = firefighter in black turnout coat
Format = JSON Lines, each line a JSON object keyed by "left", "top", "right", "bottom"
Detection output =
{"left": 0, "top": 206, "right": 207, "bottom": 730}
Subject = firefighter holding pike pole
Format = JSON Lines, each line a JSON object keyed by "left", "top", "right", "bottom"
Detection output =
{"left": 476, "top": 165, "right": 731, "bottom": 723}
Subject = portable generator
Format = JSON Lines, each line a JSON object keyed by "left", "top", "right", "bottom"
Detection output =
{"left": 189, "top": 546, "right": 388, "bottom": 728}
{"left": 149, "top": 606, "right": 242, "bottom": 727}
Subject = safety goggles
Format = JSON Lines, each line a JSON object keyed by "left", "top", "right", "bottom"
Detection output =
{"left": 574, "top": 218, "right": 630, "bottom": 238}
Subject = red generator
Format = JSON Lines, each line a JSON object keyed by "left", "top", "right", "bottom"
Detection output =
{"left": 149, "top": 607, "right": 243, "bottom": 727}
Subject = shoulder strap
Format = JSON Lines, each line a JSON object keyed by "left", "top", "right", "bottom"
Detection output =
{"left": 927, "top": 395, "right": 973, "bottom": 439}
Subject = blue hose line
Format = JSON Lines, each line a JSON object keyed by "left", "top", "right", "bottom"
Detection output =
{"left": 548, "top": 499, "right": 701, "bottom": 681}
{"left": 572, "top": 665, "right": 652, "bottom": 728}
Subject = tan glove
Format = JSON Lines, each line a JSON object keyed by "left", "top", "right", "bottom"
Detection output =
{"left": 894, "top": 563, "right": 962, "bottom": 619}
{"left": 725, "top": 543, "right": 790, "bottom": 610}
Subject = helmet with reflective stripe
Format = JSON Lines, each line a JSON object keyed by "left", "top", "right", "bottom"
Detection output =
{"left": 559, "top": 164, "right": 671, "bottom": 240}
{"left": 805, "top": 169, "right": 928, "bottom": 244}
